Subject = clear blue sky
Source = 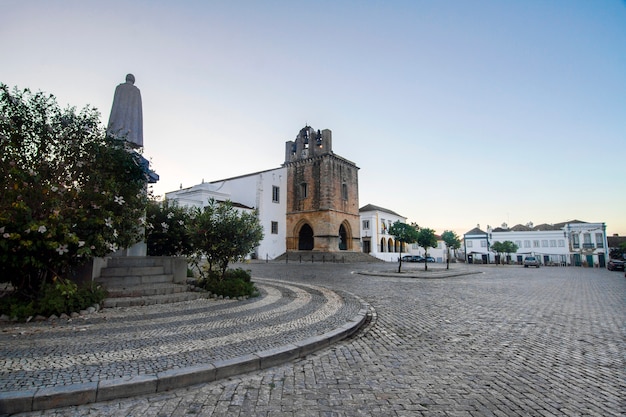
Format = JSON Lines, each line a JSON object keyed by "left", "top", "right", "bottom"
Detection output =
{"left": 3, "top": 0, "right": 625, "bottom": 236}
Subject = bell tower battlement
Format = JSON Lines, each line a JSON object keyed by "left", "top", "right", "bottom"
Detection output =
{"left": 284, "top": 126, "right": 333, "bottom": 163}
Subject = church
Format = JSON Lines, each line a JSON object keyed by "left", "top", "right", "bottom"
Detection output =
{"left": 165, "top": 126, "right": 362, "bottom": 260}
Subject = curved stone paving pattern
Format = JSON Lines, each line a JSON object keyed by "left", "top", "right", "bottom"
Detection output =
{"left": 0, "top": 278, "right": 367, "bottom": 406}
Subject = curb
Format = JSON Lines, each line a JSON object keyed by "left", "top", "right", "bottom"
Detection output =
{"left": 357, "top": 269, "right": 483, "bottom": 279}
{"left": 0, "top": 294, "right": 371, "bottom": 415}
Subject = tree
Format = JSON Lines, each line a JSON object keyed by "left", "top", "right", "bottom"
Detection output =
{"left": 491, "top": 241, "right": 519, "bottom": 264}
{"left": 416, "top": 228, "right": 438, "bottom": 271}
{"left": 389, "top": 221, "right": 419, "bottom": 273}
{"left": 501, "top": 241, "right": 519, "bottom": 264}
{"left": 189, "top": 199, "right": 263, "bottom": 280}
{"left": 0, "top": 85, "right": 148, "bottom": 297}
{"left": 491, "top": 241, "right": 505, "bottom": 264}
{"left": 441, "top": 230, "right": 461, "bottom": 270}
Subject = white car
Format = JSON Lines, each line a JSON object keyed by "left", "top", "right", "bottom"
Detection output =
{"left": 523, "top": 256, "right": 540, "bottom": 268}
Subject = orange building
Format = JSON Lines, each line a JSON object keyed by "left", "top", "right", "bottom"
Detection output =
{"left": 284, "top": 126, "right": 361, "bottom": 252}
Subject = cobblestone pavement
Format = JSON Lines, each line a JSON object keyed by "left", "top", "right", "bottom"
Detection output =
{"left": 9, "top": 263, "right": 626, "bottom": 416}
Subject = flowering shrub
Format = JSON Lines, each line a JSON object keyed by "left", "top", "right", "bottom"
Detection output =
{"left": 188, "top": 199, "right": 264, "bottom": 280}
{"left": 0, "top": 84, "right": 148, "bottom": 296}
{"left": 145, "top": 198, "right": 264, "bottom": 281}
{"left": 145, "top": 199, "right": 194, "bottom": 256}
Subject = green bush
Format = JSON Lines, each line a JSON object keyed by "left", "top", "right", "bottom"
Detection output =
{"left": 198, "top": 268, "right": 258, "bottom": 298}
{"left": 0, "top": 279, "right": 108, "bottom": 320}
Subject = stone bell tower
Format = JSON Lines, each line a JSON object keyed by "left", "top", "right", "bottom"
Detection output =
{"left": 283, "top": 126, "right": 360, "bottom": 252}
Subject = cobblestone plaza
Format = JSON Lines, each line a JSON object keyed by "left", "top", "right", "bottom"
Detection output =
{"left": 3, "top": 263, "right": 624, "bottom": 416}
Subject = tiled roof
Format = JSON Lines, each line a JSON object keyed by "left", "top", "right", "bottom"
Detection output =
{"left": 464, "top": 227, "right": 486, "bottom": 235}
{"left": 359, "top": 204, "right": 404, "bottom": 217}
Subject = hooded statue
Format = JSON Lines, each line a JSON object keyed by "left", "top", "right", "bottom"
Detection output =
{"left": 107, "top": 74, "right": 143, "bottom": 148}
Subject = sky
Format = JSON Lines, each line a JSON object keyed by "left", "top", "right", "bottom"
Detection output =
{"left": 3, "top": 0, "right": 625, "bottom": 237}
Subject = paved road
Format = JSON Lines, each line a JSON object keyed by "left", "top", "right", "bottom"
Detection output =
{"left": 12, "top": 263, "right": 626, "bottom": 416}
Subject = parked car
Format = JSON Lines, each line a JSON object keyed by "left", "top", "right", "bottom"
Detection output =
{"left": 425, "top": 257, "right": 436, "bottom": 263}
{"left": 607, "top": 259, "right": 625, "bottom": 271}
{"left": 416, "top": 256, "right": 433, "bottom": 263}
{"left": 523, "top": 256, "right": 540, "bottom": 268}
{"left": 401, "top": 255, "right": 414, "bottom": 262}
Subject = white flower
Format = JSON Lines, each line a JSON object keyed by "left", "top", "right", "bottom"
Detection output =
{"left": 51, "top": 186, "right": 58, "bottom": 192}
{"left": 78, "top": 241, "right": 85, "bottom": 247}
{"left": 113, "top": 229, "right": 118, "bottom": 238}
{"left": 161, "top": 222, "right": 169, "bottom": 231}
{"left": 105, "top": 218, "right": 113, "bottom": 228}
{"left": 56, "top": 244, "right": 69, "bottom": 255}
{"left": 178, "top": 220, "right": 185, "bottom": 226}
{"left": 114, "top": 196, "right": 125, "bottom": 205}
{"left": 38, "top": 225, "right": 47, "bottom": 233}
{"left": 107, "top": 243, "right": 118, "bottom": 252}
{"left": 3, "top": 233, "right": 9, "bottom": 238}
{"left": 167, "top": 212, "right": 174, "bottom": 219}
{"left": 24, "top": 228, "right": 31, "bottom": 234}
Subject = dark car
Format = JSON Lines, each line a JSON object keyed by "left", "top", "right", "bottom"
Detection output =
{"left": 523, "top": 256, "right": 540, "bottom": 268}
{"left": 607, "top": 259, "right": 625, "bottom": 271}
{"left": 401, "top": 255, "right": 423, "bottom": 262}
{"left": 425, "top": 256, "right": 436, "bottom": 263}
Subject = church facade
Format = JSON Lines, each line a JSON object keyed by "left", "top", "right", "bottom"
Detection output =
{"left": 166, "top": 126, "right": 361, "bottom": 259}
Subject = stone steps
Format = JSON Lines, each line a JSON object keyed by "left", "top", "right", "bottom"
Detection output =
{"left": 97, "top": 257, "right": 203, "bottom": 307}
{"left": 102, "top": 291, "right": 209, "bottom": 308}
{"left": 275, "top": 251, "right": 384, "bottom": 263}
{"left": 104, "top": 283, "right": 189, "bottom": 298}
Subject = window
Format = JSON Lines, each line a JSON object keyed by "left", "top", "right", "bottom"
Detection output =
{"left": 595, "top": 233, "right": 604, "bottom": 248}
{"left": 300, "top": 183, "right": 308, "bottom": 199}
{"left": 342, "top": 183, "right": 348, "bottom": 200}
{"left": 480, "top": 240, "right": 487, "bottom": 248}
{"left": 533, "top": 240, "right": 540, "bottom": 248}
{"left": 524, "top": 240, "right": 530, "bottom": 248}
{"left": 550, "top": 240, "right": 556, "bottom": 247}
{"left": 362, "top": 220, "right": 370, "bottom": 230}
{"left": 271, "top": 221, "right": 278, "bottom": 234}
{"left": 572, "top": 234, "right": 580, "bottom": 249}
{"left": 541, "top": 240, "right": 548, "bottom": 247}
{"left": 515, "top": 240, "right": 522, "bottom": 248}
{"left": 272, "top": 186, "right": 280, "bottom": 203}
{"left": 558, "top": 240, "right": 565, "bottom": 247}
{"left": 467, "top": 241, "right": 473, "bottom": 248}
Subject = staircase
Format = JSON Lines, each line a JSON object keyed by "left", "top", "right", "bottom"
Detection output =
{"left": 95, "top": 257, "right": 208, "bottom": 308}
{"left": 274, "top": 251, "right": 384, "bottom": 263}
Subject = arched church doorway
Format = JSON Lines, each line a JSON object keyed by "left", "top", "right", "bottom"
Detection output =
{"left": 298, "top": 224, "right": 314, "bottom": 250}
{"left": 339, "top": 224, "right": 348, "bottom": 250}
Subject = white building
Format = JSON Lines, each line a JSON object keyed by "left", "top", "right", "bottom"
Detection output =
{"left": 166, "top": 168, "right": 287, "bottom": 260}
{"left": 358, "top": 204, "right": 446, "bottom": 263}
{"left": 462, "top": 220, "right": 609, "bottom": 267}
{"left": 359, "top": 204, "right": 407, "bottom": 262}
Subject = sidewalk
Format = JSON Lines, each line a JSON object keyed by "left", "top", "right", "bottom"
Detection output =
{"left": 0, "top": 278, "right": 370, "bottom": 415}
